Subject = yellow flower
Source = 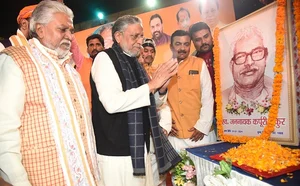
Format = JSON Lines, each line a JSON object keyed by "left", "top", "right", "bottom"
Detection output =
{"left": 257, "top": 106, "right": 265, "bottom": 113}
{"left": 237, "top": 107, "right": 243, "bottom": 114}
{"left": 174, "top": 176, "right": 185, "bottom": 186}
{"left": 225, "top": 104, "right": 232, "bottom": 110}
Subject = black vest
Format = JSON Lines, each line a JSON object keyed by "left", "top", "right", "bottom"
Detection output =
{"left": 90, "top": 49, "right": 130, "bottom": 156}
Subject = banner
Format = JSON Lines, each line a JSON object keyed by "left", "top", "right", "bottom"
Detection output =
{"left": 74, "top": 0, "right": 236, "bottom": 65}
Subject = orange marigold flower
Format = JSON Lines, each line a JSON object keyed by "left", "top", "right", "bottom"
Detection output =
{"left": 221, "top": 139, "right": 300, "bottom": 173}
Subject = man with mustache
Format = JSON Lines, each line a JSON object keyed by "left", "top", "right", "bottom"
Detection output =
{"left": 141, "top": 38, "right": 156, "bottom": 79}
{"left": 0, "top": 1, "right": 100, "bottom": 185}
{"left": 222, "top": 26, "right": 273, "bottom": 114}
{"left": 77, "top": 34, "right": 104, "bottom": 109}
{"left": 160, "top": 30, "right": 216, "bottom": 152}
{"left": 189, "top": 22, "right": 217, "bottom": 130}
{"left": 149, "top": 14, "right": 171, "bottom": 46}
{"left": 90, "top": 15, "right": 181, "bottom": 186}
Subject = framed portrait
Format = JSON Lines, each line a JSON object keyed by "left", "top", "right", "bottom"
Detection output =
{"left": 218, "top": 1, "right": 299, "bottom": 145}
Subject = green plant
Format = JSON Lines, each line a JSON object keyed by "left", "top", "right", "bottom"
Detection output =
{"left": 170, "top": 150, "right": 197, "bottom": 186}
{"left": 213, "top": 159, "right": 232, "bottom": 179}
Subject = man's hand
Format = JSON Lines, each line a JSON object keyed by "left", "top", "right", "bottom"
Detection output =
{"left": 161, "top": 128, "right": 168, "bottom": 136}
{"left": 169, "top": 126, "right": 178, "bottom": 137}
{"left": 188, "top": 127, "right": 205, "bottom": 142}
{"left": 148, "top": 58, "right": 178, "bottom": 93}
{"left": 158, "top": 78, "right": 170, "bottom": 95}
{"left": 158, "top": 58, "right": 178, "bottom": 94}
{"left": 169, "top": 119, "right": 178, "bottom": 137}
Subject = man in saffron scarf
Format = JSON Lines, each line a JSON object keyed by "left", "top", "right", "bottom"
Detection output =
{"left": 0, "top": 4, "right": 37, "bottom": 51}
{"left": 0, "top": 1, "right": 84, "bottom": 70}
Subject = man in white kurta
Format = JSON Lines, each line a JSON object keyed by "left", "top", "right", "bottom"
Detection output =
{"left": 91, "top": 15, "right": 180, "bottom": 186}
{"left": 160, "top": 30, "right": 217, "bottom": 152}
{"left": 0, "top": 1, "right": 100, "bottom": 185}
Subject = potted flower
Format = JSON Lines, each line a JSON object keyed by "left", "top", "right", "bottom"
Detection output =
{"left": 170, "top": 150, "right": 197, "bottom": 186}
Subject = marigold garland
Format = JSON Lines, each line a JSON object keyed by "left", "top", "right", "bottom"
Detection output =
{"left": 221, "top": 139, "right": 300, "bottom": 173}
{"left": 294, "top": 0, "right": 300, "bottom": 58}
{"left": 213, "top": 0, "right": 286, "bottom": 143}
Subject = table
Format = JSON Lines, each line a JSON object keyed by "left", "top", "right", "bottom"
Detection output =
{"left": 186, "top": 142, "right": 300, "bottom": 186}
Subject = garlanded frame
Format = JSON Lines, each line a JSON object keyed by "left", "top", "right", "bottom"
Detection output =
{"left": 213, "top": 0, "right": 299, "bottom": 145}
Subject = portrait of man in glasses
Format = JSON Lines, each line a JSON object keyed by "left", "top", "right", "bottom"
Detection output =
{"left": 217, "top": 5, "right": 292, "bottom": 140}
{"left": 222, "top": 25, "right": 273, "bottom": 113}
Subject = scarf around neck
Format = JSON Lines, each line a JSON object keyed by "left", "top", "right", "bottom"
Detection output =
{"left": 111, "top": 43, "right": 181, "bottom": 175}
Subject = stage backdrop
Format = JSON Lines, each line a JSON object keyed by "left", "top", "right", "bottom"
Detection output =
{"left": 74, "top": 0, "right": 236, "bottom": 65}
{"left": 73, "top": 0, "right": 299, "bottom": 144}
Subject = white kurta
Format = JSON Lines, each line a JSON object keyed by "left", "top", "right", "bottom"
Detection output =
{"left": 92, "top": 51, "right": 170, "bottom": 186}
{"left": 161, "top": 61, "right": 217, "bottom": 152}
{"left": 0, "top": 39, "right": 100, "bottom": 186}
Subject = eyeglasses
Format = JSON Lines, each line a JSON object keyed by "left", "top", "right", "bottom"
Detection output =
{"left": 231, "top": 47, "right": 268, "bottom": 65}
{"left": 120, "top": 31, "right": 144, "bottom": 41}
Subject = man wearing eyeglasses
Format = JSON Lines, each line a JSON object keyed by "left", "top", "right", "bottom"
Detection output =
{"left": 222, "top": 26, "right": 273, "bottom": 112}
{"left": 90, "top": 15, "right": 181, "bottom": 186}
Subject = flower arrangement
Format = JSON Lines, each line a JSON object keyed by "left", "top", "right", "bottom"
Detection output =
{"left": 225, "top": 99, "right": 249, "bottom": 115}
{"left": 170, "top": 150, "right": 197, "bottom": 186}
{"left": 221, "top": 138, "right": 300, "bottom": 173}
{"left": 213, "top": 0, "right": 286, "bottom": 143}
{"left": 225, "top": 97, "right": 271, "bottom": 116}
